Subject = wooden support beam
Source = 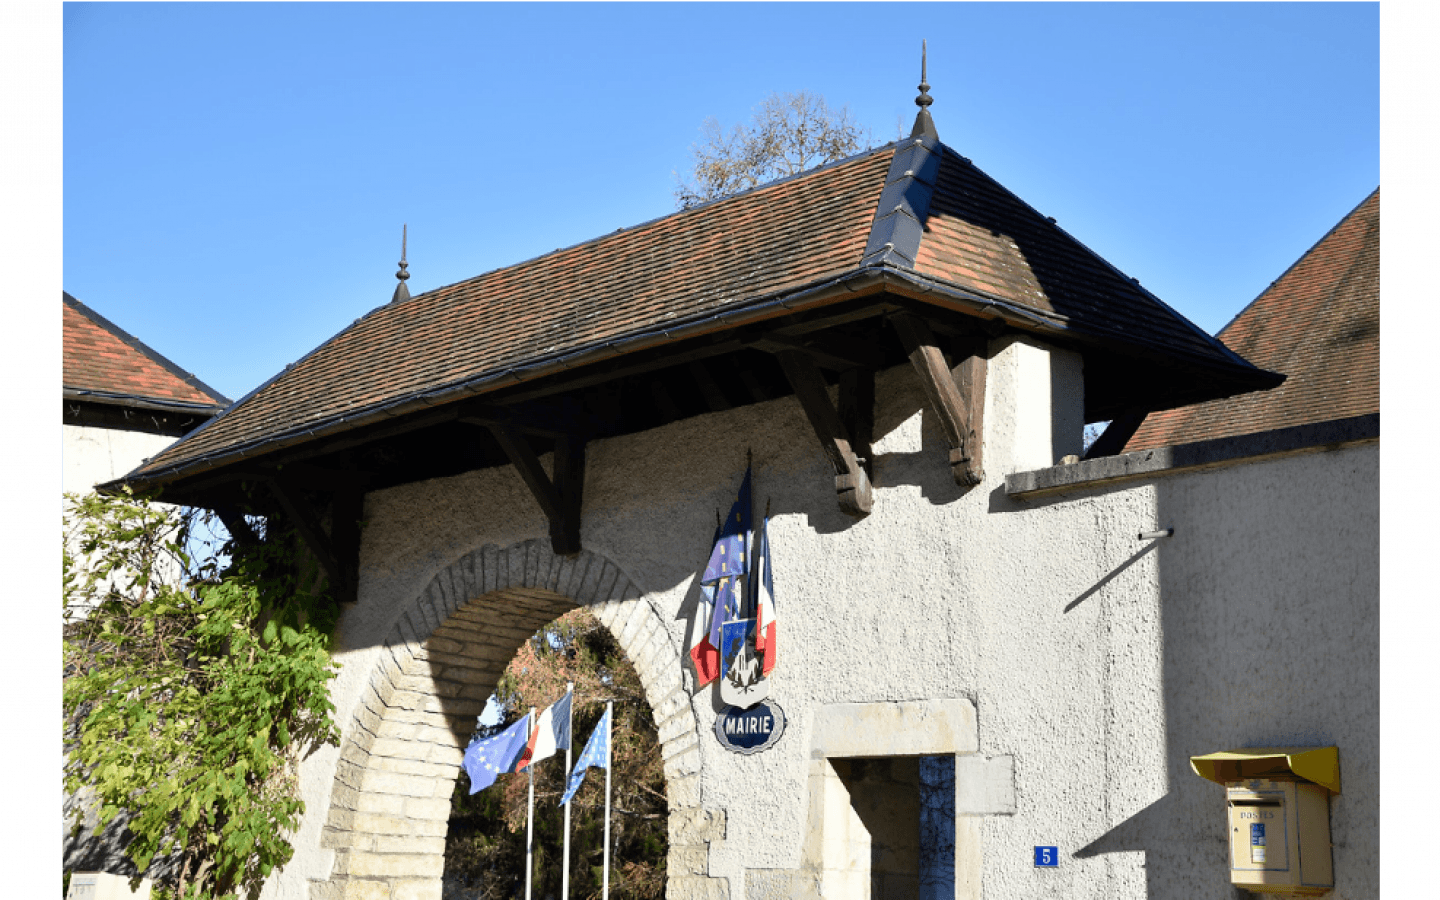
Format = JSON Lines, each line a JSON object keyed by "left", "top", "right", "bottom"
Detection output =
{"left": 484, "top": 424, "right": 586, "bottom": 555}
{"left": 487, "top": 425, "right": 562, "bottom": 521}
{"left": 649, "top": 381, "right": 681, "bottom": 421}
{"left": 775, "top": 350, "right": 872, "bottom": 517}
{"left": 330, "top": 487, "right": 364, "bottom": 604}
{"left": 753, "top": 333, "right": 884, "bottom": 373}
{"left": 459, "top": 397, "right": 615, "bottom": 440}
{"left": 891, "top": 312, "right": 985, "bottom": 487}
{"left": 213, "top": 505, "right": 259, "bottom": 549}
{"left": 837, "top": 368, "right": 874, "bottom": 482}
{"left": 551, "top": 436, "right": 585, "bottom": 556}
{"left": 950, "top": 333, "right": 988, "bottom": 484}
{"left": 687, "top": 361, "right": 733, "bottom": 412}
{"left": 738, "top": 368, "right": 770, "bottom": 405}
{"left": 265, "top": 476, "right": 349, "bottom": 604}
{"left": 1083, "top": 409, "right": 1149, "bottom": 460}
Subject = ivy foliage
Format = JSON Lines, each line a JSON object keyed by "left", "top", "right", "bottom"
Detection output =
{"left": 63, "top": 489, "right": 341, "bottom": 900}
{"left": 445, "top": 609, "right": 667, "bottom": 900}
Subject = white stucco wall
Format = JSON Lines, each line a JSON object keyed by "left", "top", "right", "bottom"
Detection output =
{"left": 63, "top": 423, "right": 178, "bottom": 496}
{"left": 272, "top": 333, "right": 1377, "bottom": 900}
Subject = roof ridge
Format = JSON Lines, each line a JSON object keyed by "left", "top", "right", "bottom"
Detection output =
{"left": 1213, "top": 187, "right": 1380, "bottom": 341}
{"left": 391, "top": 139, "right": 905, "bottom": 313}
{"left": 859, "top": 134, "right": 941, "bottom": 268}
{"left": 1260, "top": 198, "right": 1379, "bottom": 383}
{"left": 63, "top": 291, "right": 231, "bottom": 407}
{"left": 938, "top": 150, "right": 1266, "bottom": 376}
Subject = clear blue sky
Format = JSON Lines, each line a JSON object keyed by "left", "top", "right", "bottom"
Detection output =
{"left": 63, "top": 2, "right": 1378, "bottom": 406}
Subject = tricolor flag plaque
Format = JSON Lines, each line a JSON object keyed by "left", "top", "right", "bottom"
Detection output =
{"left": 714, "top": 700, "right": 785, "bottom": 755}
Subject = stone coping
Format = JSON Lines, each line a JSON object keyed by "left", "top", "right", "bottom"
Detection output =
{"left": 1006, "top": 413, "right": 1379, "bottom": 500}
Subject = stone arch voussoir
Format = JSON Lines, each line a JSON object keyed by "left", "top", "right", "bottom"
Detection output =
{"left": 312, "top": 539, "right": 717, "bottom": 900}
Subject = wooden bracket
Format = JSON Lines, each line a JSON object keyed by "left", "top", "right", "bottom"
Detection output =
{"left": 486, "top": 424, "right": 586, "bottom": 556}
{"left": 1083, "top": 409, "right": 1149, "bottom": 459}
{"left": 265, "top": 476, "right": 358, "bottom": 605}
{"left": 891, "top": 312, "right": 986, "bottom": 487}
{"left": 753, "top": 332, "right": 885, "bottom": 373}
{"left": 213, "top": 505, "right": 259, "bottom": 549}
{"left": 775, "top": 349, "right": 873, "bottom": 517}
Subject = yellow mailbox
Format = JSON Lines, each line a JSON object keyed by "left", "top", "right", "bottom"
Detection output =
{"left": 1191, "top": 747, "right": 1339, "bottom": 896}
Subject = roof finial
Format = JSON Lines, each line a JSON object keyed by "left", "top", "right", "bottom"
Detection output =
{"left": 910, "top": 40, "right": 939, "bottom": 141}
{"left": 391, "top": 224, "right": 411, "bottom": 304}
{"left": 916, "top": 40, "right": 933, "bottom": 109}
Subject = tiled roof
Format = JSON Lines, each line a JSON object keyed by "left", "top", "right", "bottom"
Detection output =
{"left": 129, "top": 133, "right": 1274, "bottom": 484}
{"left": 63, "top": 293, "right": 230, "bottom": 411}
{"left": 137, "top": 148, "right": 894, "bottom": 475}
{"left": 914, "top": 151, "right": 1246, "bottom": 367}
{"left": 1124, "top": 189, "right": 1379, "bottom": 451}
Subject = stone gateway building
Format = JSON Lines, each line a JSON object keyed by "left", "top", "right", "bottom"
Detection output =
{"left": 111, "top": 95, "right": 1378, "bottom": 900}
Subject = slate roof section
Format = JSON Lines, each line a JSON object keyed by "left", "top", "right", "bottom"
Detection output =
{"left": 63, "top": 292, "right": 230, "bottom": 412}
{"left": 1124, "top": 189, "right": 1379, "bottom": 451}
{"left": 127, "top": 133, "right": 1277, "bottom": 485}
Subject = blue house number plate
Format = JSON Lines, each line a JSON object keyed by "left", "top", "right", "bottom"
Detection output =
{"left": 1034, "top": 846, "right": 1059, "bottom": 867}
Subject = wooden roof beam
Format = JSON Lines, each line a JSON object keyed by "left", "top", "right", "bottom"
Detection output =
{"left": 483, "top": 424, "right": 585, "bottom": 556}
{"left": 891, "top": 312, "right": 985, "bottom": 487}
{"left": 775, "top": 349, "right": 872, "bottom": 517}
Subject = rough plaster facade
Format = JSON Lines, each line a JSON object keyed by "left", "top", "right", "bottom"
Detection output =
{"left": 264, "top": 335, "right": 1376, "bottom": 900}
{"left": 63, "top": 423, "right": 178, "bottom": 497}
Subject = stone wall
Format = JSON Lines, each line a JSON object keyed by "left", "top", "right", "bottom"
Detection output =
{"left": 260, "top": 334, "right": 1376, "bottom": 900}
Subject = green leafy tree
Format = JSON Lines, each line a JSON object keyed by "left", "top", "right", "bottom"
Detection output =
{"left": 675, "top": 90, "right": 873, "bottom": 209}
{"left": 63, "top": 489, "right": 341, "bottom": 900}
{"left": 444, "top": 609, "right": 667, "bottom": 900}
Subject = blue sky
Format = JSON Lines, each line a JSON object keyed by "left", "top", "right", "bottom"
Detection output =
{"left": 60, "top": 2, "right": 1380, "bottom": 405}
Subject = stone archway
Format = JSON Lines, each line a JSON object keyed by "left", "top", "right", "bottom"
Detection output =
{"left": 313, "top": 539, "right": 723, "bottom": 900}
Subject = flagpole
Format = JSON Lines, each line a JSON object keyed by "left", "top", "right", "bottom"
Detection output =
{"left": 562, "top": 682, "right": 573, "bottom": 900}
{"left": 525, "top": 706, "right": 536, "bottom": 900}
{"left": 603, "top": 700, "right": 612, "bottom": 900}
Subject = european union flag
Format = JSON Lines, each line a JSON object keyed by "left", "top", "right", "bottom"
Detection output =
{"left": 702, "top": 467, "right": 752, "bottom": 583}
{"left": 462, "top": 712, "right": 531, "bottom": 794}
{"left": 559, "top": 705, "right": 611, "bottom": 806}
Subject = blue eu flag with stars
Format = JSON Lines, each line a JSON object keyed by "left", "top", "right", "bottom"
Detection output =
{"left": 462, "top": 712, "right": 531, "bottom": 794}
{"left": 559, "top": 705, "right": 612, "bottom": 806}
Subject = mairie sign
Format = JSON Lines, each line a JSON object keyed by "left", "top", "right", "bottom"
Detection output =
{"left": 714, "top": 700, "right": 785, "bottom": 755}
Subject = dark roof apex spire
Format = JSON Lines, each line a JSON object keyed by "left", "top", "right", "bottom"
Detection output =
{"left": 910, "top": 40, "right": 939, "bottom": 142}
{"left": 391, "top": 224, "right": 411, "bottom": 304}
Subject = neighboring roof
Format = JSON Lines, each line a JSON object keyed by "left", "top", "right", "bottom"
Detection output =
{"left": 1125, "top": 189, "right": 1379, "bottom": 451}
{"left": 128, "top": 130, "right": 1277, "bottom": 486}
{"left": 63, "top": 292, "right": 231, "bottom": 413}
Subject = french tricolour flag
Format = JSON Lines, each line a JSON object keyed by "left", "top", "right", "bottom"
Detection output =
{"left": 753, "top": 516, "right": 777, "bottom": 676}
{"left": 516, "top": 690, "right": 572, "bottom": 770}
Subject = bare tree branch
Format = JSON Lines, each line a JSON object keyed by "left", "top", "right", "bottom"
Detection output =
{"left": 675, "top": 91, "right": 872, "bottom": 209}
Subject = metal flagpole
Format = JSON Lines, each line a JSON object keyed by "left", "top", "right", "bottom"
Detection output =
{"left": 525, "top": 706, "right": 536, "bottom": 900}
{"left": 603, "top": 700, "right": 613, "bottom": 900}
{"left": 562, "top": 682, "right": 574, "bottom": 900}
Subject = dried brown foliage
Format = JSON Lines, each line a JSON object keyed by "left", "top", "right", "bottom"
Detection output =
{"left": 675, "top": 90, "right": 872, "bottom": 209}
{"left": 444, "top": 609, "right": 667, "bottom": 900}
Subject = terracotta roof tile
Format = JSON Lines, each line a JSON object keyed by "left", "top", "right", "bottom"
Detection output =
{"left": 1124, "top": 189, "right": 1379, "bottom": 451}
{"left": 63, "top": 293, "right": 229, "bottom": 409}
{"left": 914, "top": 151, "right": 1235, "bottom": 365}
{"left": 139, "top": 148, "right": 894, "bottom": 474}
{"left": 130, "top": 137, "right": 1276, "bottom": 484}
